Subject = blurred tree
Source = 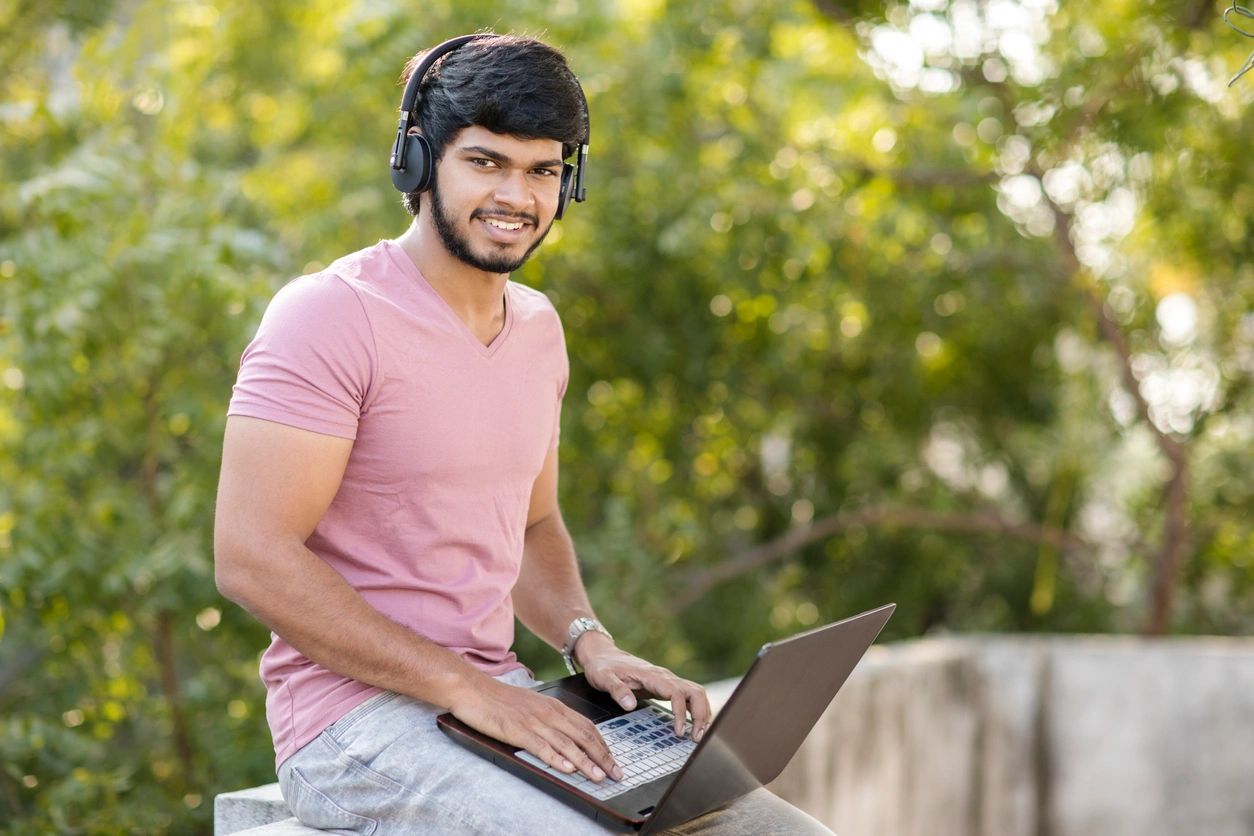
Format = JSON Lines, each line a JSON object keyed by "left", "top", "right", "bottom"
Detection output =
{"left": 0, "top": 0, "right": 1250, "bottom": 831}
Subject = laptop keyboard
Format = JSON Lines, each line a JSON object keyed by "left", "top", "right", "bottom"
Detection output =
{"left": 515, "top": 705, "right": 697, "bottom": 800}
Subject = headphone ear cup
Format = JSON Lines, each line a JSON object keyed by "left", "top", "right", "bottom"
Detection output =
{"left": 554, "top": 162, "right": 575, "bottom": 220}
{"left": 391, "top": 133, "right": 434, "bottom": 194}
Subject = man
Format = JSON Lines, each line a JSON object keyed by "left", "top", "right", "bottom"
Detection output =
{"left": 215, "top": 34, "right": 831, "bottom": 834}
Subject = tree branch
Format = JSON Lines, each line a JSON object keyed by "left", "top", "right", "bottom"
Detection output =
{"left": 962, "top": 32, "right": 1197, "bottom": 633}
{"left": 809, "top": 0, "right": 859, "bottom": 27}
{"left": 0, "top": 646, "right": 45, "bottom": 705}
{"left": 1030, "top": 174, "right": 1193, "bottom": 634}
{"left": 1146, "top": 455, "right": 1191, "bottom": 634}
{"left": 154, "top": 610, "right": 195, "bottom": 792}
{"left": 672, "top": 505, "right": 1092, "bottom": 610}
{"left": 813, "top": 1, "right": 1196, "bottom": 630}
{"left": 853, "top": 163, "right": 999, "bottom": 188}
{"left": 1040, "top": 200, "right": 1186, "bottom": 469}
{"left": 1180, "top": 0, "right": 1218, "bottom": 31}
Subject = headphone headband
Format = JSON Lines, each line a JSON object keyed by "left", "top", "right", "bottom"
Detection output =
{"left": 389, "top": 34, "right": 590, "bottom": 217}
{"left": 398, "top": 34, "right": 488, "bottom": 122}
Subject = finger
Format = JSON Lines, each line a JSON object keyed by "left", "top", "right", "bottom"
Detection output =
{"left": 687, "top": 683, "right": 712, "bottom": 741}
{"left": 627, "top": 671, "right": 697, "bottom": 736}
{"left": 563, "top": 710, "right": 623, "bottom": 782}
{"left": 524, "top": 733, "right": 577, "bottom": 776}
{"left": 549, "top": 730, "right": 608, "bottom": 782}
{"left": 545, "top": 721, "right": 618, "bottom": 783}
{"left": 544, "top": 702, "right": 620, "bottom": 781}
{"left": 668, "top": 687, "right": 688, "bottom": 738}
{"left": 597, "top": 671, "right": 637, "bottom": 711}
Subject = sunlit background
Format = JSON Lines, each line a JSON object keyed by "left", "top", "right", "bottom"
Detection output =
{"left": 1, "top": 0, "right": 1251, "bottom": 831}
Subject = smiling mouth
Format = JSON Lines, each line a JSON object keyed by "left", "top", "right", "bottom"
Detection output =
{"left": 482, "top": 217, "right": 525, "bottom": 231}
{"left": 473, "top": 209, "right": 537, "bottom": 234}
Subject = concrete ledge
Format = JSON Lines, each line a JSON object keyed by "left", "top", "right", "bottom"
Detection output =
{"left": 768, "top": 635, "right": 1254, "bottom": 836}
{"left": 214, "top": 783, "right": 318, "bottom": 835}
{"left": 230, "top": 818, "right": 321, "bottom": 836}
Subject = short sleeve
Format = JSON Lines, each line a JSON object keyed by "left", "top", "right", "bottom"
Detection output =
{"left": 228, "top": 273, "right": 378, "bottom": 440}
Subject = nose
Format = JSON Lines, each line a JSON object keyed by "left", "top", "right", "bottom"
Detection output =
{"left": 492, "top": 169, "right": 533, "bottom": 210}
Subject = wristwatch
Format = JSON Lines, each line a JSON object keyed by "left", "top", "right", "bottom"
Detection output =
{"left": 561, "top": 617, "right": 613, "bottom": 675}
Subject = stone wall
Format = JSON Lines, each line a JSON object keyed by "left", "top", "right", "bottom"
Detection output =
{"left": 766, "top": 635, "right": 1254, "bottom": 836}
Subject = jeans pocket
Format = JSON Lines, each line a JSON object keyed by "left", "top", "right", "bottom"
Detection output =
{"left": 326, "top": 691, "right": 400, "bottom": 742}
{"left": 286, "top": 764, "right": 379, "bottom": 835}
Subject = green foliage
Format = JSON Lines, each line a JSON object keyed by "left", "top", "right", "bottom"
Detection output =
{"left": 1, "top": 0, "right": 1251, "bottom": 830}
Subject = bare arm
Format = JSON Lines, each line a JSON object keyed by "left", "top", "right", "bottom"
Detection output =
{"left": 515, "top": 446, "right": 712, "bottom": 741}
{"left": 512, "top": 445, "right": 598, "bottom": 647}
{"left": 214, "top": 415, "right": 619, "bottom": 781}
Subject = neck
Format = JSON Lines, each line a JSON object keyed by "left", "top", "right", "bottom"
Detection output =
{"left": 395, "top": 216, "right": 508, "bottom": 322}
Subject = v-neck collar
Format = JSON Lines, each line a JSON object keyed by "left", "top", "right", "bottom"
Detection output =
{"left": 384, "top": 240, "right": 514, "bottom": 359}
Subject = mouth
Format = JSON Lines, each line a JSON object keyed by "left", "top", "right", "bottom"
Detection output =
{"left": 481, "top": 217, "right": 526, "bottom": 232}
{"left": 474, "top": 212, "right": 536, "bottom": 245}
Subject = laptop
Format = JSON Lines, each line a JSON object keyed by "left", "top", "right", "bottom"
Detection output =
{"left": 436, "top": 603, "right": 895, "bottom": 833}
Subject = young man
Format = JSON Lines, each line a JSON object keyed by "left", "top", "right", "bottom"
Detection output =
{"left": 215, "top": 34, "right": 831, "bottom": 834}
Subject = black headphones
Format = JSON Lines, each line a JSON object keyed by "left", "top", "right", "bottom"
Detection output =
{"left": 389, "top": 34, "right": 590, "bottom": 220}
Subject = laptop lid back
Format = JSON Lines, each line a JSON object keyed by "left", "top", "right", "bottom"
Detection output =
{"left": 642, "top": 603, "right": 895, "bottom": 833}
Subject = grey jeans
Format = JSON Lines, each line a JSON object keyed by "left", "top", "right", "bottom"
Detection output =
{"left": 276, "top": 669, "right": 834, "bottom": 835}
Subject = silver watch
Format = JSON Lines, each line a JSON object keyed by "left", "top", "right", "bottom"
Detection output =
{"left": 560, "top": 617, "right": 613, "bottom": 675}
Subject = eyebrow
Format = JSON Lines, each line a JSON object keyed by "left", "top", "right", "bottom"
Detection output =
{"left": 457, "top": 145, "right": 563, "bottom": 170}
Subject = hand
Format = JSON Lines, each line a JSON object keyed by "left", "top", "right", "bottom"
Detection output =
{"left": 446, "top": 675, "right": 623, "bottom": 783}
{"left": 576, "top": 633, "right": 712, "bottom": 742}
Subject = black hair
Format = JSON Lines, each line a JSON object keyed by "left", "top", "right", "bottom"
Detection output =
{"left": 398, "top": 34, "right": 587, "bottom": 216}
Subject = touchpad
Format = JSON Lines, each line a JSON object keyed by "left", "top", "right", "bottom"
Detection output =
{"left": 542, "top": 687, "right": 617, "bottom": 722}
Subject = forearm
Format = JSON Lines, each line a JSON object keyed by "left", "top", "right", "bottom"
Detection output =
{"left": 512, "top": 514, "right": 709, "bottom": 739}
{"left": 512, "top": 512, "right": 603, "bottom": 651}
{"left": 217, "top": 536, "right": 487, "bottom": 708}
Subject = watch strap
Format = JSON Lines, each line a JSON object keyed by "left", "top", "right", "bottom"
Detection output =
{"left": 560, "top": 617, "right": 613, "bottom": 675}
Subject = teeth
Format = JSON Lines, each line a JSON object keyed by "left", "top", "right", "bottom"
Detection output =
{"left": 484, "top": 218, "right": 524, "bottom": 231}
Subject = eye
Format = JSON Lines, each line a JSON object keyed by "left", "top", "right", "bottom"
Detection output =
{"left": 531, "top": 168, "right": 560, "bottom": 178}
{"left": 470, "top": 158, "right": 499, "bottom": 169}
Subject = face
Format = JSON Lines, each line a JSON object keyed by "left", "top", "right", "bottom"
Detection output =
{"left": 425, "top": 126, "right": 565, "bottom": 274}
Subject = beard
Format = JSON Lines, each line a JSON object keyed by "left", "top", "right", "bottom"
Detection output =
{"left": 429, "top": 181, "right": 553, "bottom": 274}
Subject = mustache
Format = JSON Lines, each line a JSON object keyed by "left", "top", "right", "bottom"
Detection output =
{"left": 471, "top": 208, "right": 538, "bottom": 226}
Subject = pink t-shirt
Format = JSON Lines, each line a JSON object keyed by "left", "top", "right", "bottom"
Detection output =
{"left": 227, "top": 240, "right": 568, "bottom": 767}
